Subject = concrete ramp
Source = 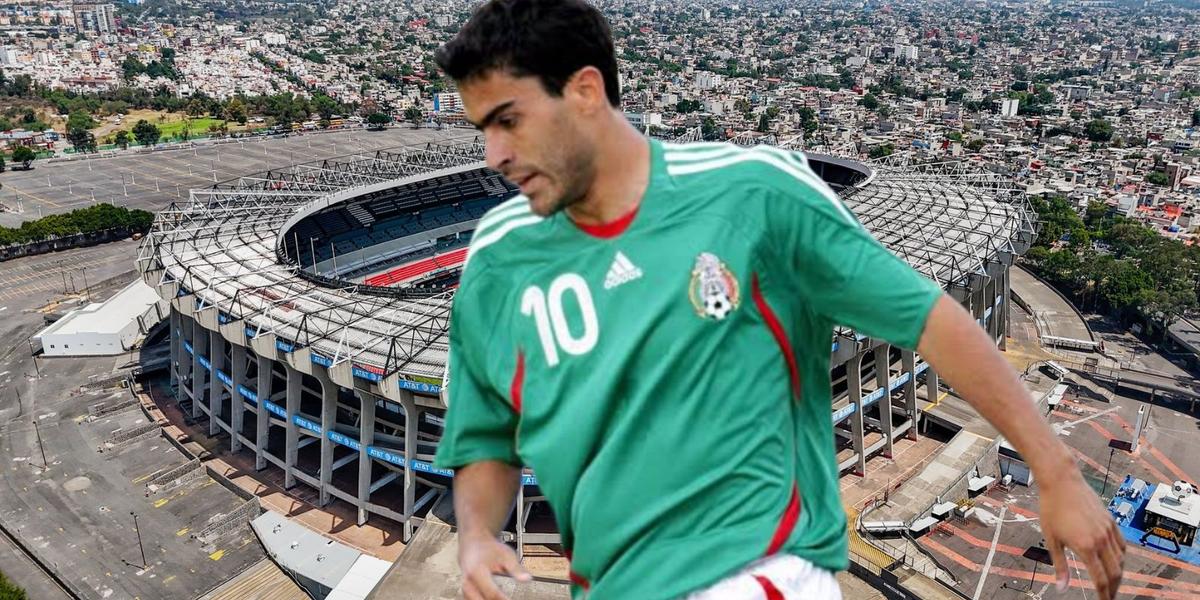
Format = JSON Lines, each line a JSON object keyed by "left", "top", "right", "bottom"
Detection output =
{"left": 367, "top": 519, "right": 569, "bottom": 600}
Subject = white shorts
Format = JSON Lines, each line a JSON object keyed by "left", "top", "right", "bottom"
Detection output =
{"left": 682, "top": 555, "right": 842, "bottom": 600}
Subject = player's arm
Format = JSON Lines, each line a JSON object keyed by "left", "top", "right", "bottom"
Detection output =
{"left": 434, "top": 271, "right": 530, "bottom": 600}
{"left": 453, "top": 461, "right": 532, "bottom": 600}
{"left": 763, "top": 163, "right": 1122, "bottom": 599}
{"left": 917, "top": 296, "right": 1124, "bottom": 599}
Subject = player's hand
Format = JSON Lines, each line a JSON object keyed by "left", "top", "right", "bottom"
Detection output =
{"left": 1039, "top": 467, "right": 1125, "bottom": 600}
{"left": 459, "top": 532, "right": 532, "bottom": 600}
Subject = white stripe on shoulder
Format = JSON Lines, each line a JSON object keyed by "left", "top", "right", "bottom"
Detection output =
{"left": 663, "top": 145, "right": 742, "bottom": 163}
{"left": 665, "top": 150, "right": 858, "bottom": 226}
{"left": 466, "top": 214, "right": 544, "bottom": 265}
{"left": 665, "top": 143, "right": 810, "bottom": 169}
{"left": 474, "top": 195, "right": 531, "bottom": 236}
{"left": 661, "top": 141, "right": 733, "bottom": 153}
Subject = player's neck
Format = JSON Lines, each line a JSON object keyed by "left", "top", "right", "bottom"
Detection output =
{"left": 566, "top": 117, "right": 651, "bottom": 227}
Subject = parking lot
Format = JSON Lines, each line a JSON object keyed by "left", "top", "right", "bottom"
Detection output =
{"left": 0, "top": 126, "right": 473, "bottom": 228}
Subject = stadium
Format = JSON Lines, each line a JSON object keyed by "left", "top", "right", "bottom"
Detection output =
{"left": 135, "top": 134, "right": 1037, "bottom": 549}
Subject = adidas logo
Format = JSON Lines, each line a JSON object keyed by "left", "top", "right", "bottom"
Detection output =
{"left": 603, "top": 251, "right": 643, "bottom": 290}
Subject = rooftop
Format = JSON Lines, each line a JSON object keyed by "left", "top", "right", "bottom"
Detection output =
{"left": 1146, "top": 483, "right": 1200, "bottom": 529}
{"left": 35, "top": 278, "right": 163, "bottom": 337}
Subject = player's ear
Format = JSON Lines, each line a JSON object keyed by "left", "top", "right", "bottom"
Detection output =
{"left": 564, "top": 66, "right": 608, "bottom": 116}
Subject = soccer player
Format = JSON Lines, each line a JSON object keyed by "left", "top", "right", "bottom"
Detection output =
{"left": 431, "top": 1, "right": 1125, "bottom": 599}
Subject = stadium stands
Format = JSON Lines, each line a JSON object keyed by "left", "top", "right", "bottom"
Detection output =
{"left": 284, "top": 168, "right": 515, "bottom": 274}
{"left": 365, "top": 247, "right": 469, "bottom": 287}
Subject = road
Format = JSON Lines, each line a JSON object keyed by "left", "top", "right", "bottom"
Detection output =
{"left": 1009, "top": 266, "right": 1093, "bottom": 342}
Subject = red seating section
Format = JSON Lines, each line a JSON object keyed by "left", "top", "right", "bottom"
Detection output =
{"left": 364, "top": 247, "right": 469, "bottom": 287}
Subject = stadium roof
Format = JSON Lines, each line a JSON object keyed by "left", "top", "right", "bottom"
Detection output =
{"left": 138, "top": 134, "right": 1035, "bottom": 386}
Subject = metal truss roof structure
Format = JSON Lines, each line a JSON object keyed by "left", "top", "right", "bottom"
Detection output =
{"left": 138, "top": 135, "right": 1034, "bottom": 386}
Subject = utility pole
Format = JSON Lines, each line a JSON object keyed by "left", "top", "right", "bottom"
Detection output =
{"left": 131, "top": 512, "right": 147, "bottom": 568}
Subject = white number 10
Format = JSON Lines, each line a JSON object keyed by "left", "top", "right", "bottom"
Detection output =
{"left": 521, "top": 273, "right": 599, "bottom": 367}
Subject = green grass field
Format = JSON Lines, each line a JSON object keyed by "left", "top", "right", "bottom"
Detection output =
{"left": 155, "top": 117, "right": 228, "bottom": 140}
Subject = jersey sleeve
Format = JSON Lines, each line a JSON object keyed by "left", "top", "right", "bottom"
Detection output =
{"left": 761, "top": 155, "right": 943, "bottom": 350}
{"left": 433, "top": 267, "right": 521, "bottom": 469}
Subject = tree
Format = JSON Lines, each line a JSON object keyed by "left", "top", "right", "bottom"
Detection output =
{"left": 1145, "top": 171, "right": 1169, "bottom": 186}
{"left": 10, "top": 146, "right": 35, "bottom": 169}
{"left": 1084, "top": 118, "right": 1113, "bottom": 142}
{"left": 966, "top": 138, "right": 986, "bottom": 152}
{"left": 756, "top": 113, "right": 771, "bottom": 133}
{"left": 312, "top": 94, "right": 339, "bottom": 120}
{"left": 1084, "top": 201, "right": 1109, "bottom": 230}
{"left": 114, "top": 130, "right": 130, "bottom": 149}
{"left": 132, "top": 119, "right": 160, "bottom": 146}
{"left": 66, "top": 111, "right": 96, "bottom": 132}
{"left": 0, "top": 569, "right": 27, "bottom": 600}
{"left": 1193, "top": 109, "right": 1200, "bottom": 127}
{"left": 868, "top": 144, "right": 894, "bottom": 159}
{"left": 121, "top": 55, "right": 145, "bottom": 79}
{"left": 366, "top": 112, "right": 391, "bottom": 130}
{"left": 404, "top": 106, "right": 423, "bottom": 128}
{"left": 224, "top": 97, "right": 248, "bottom": 124}
{"left": 66, "top": 127, "right": 96, "bottom": 153}
{"left": 797, "top": 107, "right": 818, "bottom": 139}
{"left": 675, "top": 99, "right": 701, "bottom": 114}
{"left": 185, "top": 98, "right": 207, "bottom": 117}
{"left": 859, "top": 93, "right": 880, "bottom": 110}
{"left": 700, "top": 116, "right": 720, "bottom": 141}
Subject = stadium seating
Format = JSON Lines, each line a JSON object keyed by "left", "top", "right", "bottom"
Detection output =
{"left": 364, "top": 247, "right": 469, "bottom": 287}
{"left": 285, "top": 166, "right": 519, "bottom": 272}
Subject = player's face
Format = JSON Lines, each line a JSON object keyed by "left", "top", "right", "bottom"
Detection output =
{"left": 461, "top": 70, "right": 595, "bottom": 217}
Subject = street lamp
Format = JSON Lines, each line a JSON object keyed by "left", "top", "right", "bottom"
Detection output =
{"left": 131, "top": 512, "right": 147, "bottom": 569}
{"left": 1022, "top": 543, "right": 1052, "bottom": 592}
{"left": 1101, "top": 446, "right": 1116, "bottom": 498}
{"left": 32, "top": 418, "right": 47, "bottom": 469}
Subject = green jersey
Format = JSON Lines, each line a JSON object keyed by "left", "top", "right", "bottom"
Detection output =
{"left": 435, "top": 139, "right": 943, "bottom": 599}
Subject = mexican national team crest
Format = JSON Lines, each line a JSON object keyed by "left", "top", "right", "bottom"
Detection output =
{"left": 689, "top": 252, "right": 741, "bottom": 321}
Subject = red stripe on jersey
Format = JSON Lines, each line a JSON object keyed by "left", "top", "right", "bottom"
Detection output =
{"left": 751, "top": 273, "right": 800, "bottom": 398}
{"left": 510, "top": 351, "right": 525, "bottom": 414}
{"left": 568, "top": 570, "right": 592, "bottom": 590}
{"left": 563, "top": 550, "right": 591, "bottom": 590}
{"left": 766, "top": 484, "right": 801, "bottom": 556}
{"left": 573, "top": 203, "right": 639, "bottom": 239}
{"left": 753, "top": 574, "right": 785, "bottom": 600}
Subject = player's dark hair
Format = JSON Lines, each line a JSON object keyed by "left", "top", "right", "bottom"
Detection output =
{"left": 435, "top": 0, "right": 621, "bottom": 107}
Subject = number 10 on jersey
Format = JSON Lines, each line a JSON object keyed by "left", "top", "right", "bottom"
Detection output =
{"left": 521, "top": 273, "right": 599, "bottom": 367}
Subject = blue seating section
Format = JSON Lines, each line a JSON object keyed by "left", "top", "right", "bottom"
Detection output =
{"left": 287, "top": 169, "right": 517, "bottom": 268}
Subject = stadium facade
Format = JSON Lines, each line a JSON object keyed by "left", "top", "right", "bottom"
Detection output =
{"left": 137, "top": 136, "right": 1036, "bottom": 546}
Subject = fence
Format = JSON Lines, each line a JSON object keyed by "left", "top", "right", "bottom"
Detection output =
{"left": 192, "top": 498, "right": 262, "bottom": 545}
{"left": 146, "top": 458, "right": 205, "bottom": 495}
